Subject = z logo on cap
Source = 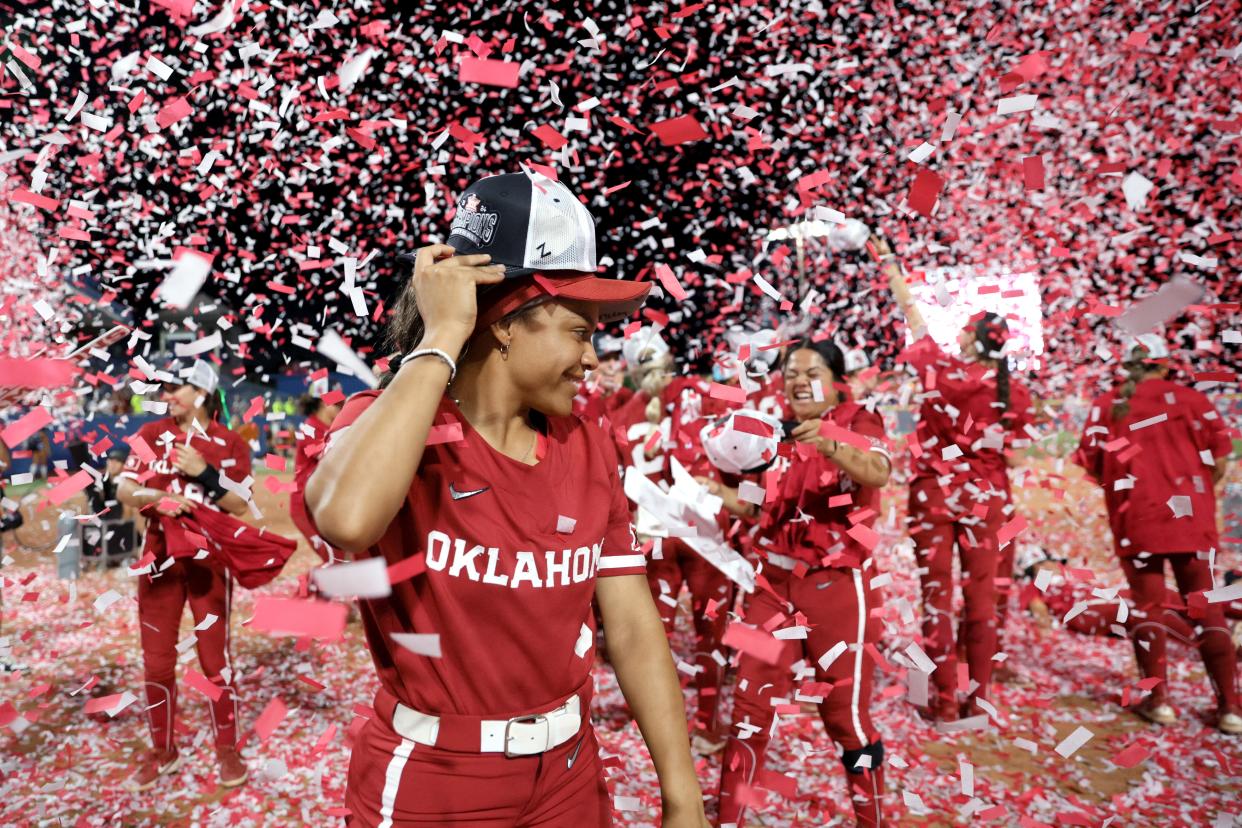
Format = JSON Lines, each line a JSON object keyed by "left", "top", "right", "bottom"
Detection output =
{"left": 450, "top": 193, "right": 499, "bottom": 247}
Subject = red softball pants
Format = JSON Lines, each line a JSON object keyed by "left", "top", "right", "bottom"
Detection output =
{"left": 1120, "top": 553, "right": 1238, "bottom": 710}
{"left": 909, "top": 478, "right": 1005, "bottom": 716}
{"left": 137, "top": 557, "right": 238, "bottom": 751}
{"left": 344, "top": 714, "right": 611, "bottom": 827}
{"left": 717, "top": 565, "right": 884, "bottom": 827}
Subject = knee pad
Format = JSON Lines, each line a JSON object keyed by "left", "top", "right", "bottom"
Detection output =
{"left": 841, "top": 739, "right": 884, "bottom": 775}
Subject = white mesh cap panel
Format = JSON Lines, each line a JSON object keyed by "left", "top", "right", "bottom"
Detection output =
{"left": 523, "top": 177, "right": 597, "bottom": 272}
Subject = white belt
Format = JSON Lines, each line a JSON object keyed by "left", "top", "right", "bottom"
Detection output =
{"left": 765, "top": 552, "right": 801, "bottom": 571}
{"left": 391, "top": 694, "right": 582, "bottom": 757}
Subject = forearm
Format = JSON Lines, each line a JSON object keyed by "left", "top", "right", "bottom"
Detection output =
{"left": 605, "top": 589, "right": 703, "bottom": 805}
{"left": 306, "top": 336, "right": 462, "bottom": 550}
{"left": 714, "top": 483, "right": 759, "bottom": 519}
{"left": 1213, "top": 457, "right": 1228, "bottom": 485}
{"left": 216, "top": 491, "right": 249, "bottom": 515}
{"left": 826, "top": 444, "right": 890, "bottom": 489}
{"left": 117, "top": 479, "right": 172, "bottom": 509}
{"left": 882, "top": 260, "right": 927, "bottom": 339}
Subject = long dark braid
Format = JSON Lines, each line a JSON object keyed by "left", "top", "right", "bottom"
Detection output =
{"left": 1111, "top": 351, "right": 1153, "bottom": 422}
{"left": 974, "top": 312, "right": 1010, "bottom": 411}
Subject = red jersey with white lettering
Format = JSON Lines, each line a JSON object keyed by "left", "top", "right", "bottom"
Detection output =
{"left": 319, "top": 391, "right": 646, "bottom": 717}
{"left": 120, "top": 417, "right": 252, "bottom": 562}
{"left": 1073, "top": 378, "right": 1231, "bottom": 557}
{"left": 754, "top": 402, "right": 889, "bottom": 569}
{"left": 898, "top": 336, "right": 1033, "bottom": 492}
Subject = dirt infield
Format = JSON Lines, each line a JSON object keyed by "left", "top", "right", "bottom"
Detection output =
{"left": 0, "top": 460, "right": 1238, "bottom": 825}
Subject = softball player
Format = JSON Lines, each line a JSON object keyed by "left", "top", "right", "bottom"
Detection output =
{"left": 873, "top": 234, "right": 1033, "bottom": 721}
{"left": 709, "top": 340, "right": 891, "bottom": 827}
{"left": 116, "top": 359, "right": 253, "bottom": 790}
{"left": 305, "top": 173, "right": 710, "bottom": 826}
{"left": 1074, "top": 335, "right": 1239, "bottom": 734}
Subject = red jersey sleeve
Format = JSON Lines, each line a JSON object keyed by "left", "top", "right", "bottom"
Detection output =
{"left": 224, "top": 428, "right": 252, "bottom": 481}
{"left": 321, "top": 390, "right": 382, "bottom": 454}
{"left": 848, "top": 405, "right": 890, "bottom": 459}
{"left": 593, "top": 433, "right": 646, "bottom": 577}
{"left": 1182, "top": 387, "right": 1232, "bottom": 460}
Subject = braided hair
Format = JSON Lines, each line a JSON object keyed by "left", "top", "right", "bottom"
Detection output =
{"left": 1111, "top": 346, "right": 1163, "bottom": 422}
{"left": 973, "top": 312, "right": 1010, "bottom": 411}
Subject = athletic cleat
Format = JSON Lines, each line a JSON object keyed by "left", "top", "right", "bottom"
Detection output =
{"left": 1218, "top": 708, "right": 1242, "bottom": 735}
{"left": 1131, "top": 699, "right": 1177, "bottom": 726}
{"left": 217, "top": 746, "right": 248, "bottom": 787}
{"left": 129, "top": 749, "right": 181, "bottom": 792}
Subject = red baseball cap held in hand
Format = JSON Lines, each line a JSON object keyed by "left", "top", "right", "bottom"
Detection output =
{"left": 399, "top": 170, "right": 651, "bottom": 330}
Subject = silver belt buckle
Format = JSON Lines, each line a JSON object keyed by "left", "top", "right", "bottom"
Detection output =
{"left": 504, "top": 713, "right": 550, "bottom": 758}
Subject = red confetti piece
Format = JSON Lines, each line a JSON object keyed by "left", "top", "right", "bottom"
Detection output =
{"left": 458, "top": 56, "right": 520, "bottom": 88}
{"left": 650, "top": 114, "right": 708, "bottom": 146}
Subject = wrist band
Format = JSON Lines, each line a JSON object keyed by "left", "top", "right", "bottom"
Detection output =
{"left": 194, "top": 465, "right": 229, "bottom": 502}
{"left": 400, "top": 348, "right": 457, "bottom": 383}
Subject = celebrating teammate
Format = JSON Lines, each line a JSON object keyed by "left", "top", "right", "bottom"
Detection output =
{"left": 1074, "top": 335, "right": 1239, "bottom": 734}
{"left": 304, "top": 173, "right": 710, "bottom": 826}
{"left": 116, "top": 359, "right": 253, "bottom": 790}
{"left": 709, "top": 339, "right": 891, "bottom": 827}
{"left": 873, "top": 234, "right": 1034, "bottom": 722}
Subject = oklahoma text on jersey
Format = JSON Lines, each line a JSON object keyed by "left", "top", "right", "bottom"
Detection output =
{"left": 424, "top": 530, "right": 622, "bottom": 589}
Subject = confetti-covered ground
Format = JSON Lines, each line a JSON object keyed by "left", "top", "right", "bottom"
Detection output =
{"left": 2, "top": 465, "right": 1238, "bottom": 827}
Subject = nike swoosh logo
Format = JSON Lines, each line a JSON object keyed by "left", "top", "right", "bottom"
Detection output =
{"left": 448, "top": 483, "right": 490, "bottom": 501}
{"left": 567, "top": 734, "right": 586, "bottom": 769}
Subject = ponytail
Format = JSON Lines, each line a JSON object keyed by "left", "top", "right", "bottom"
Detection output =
{"left": 202, "top": 388, "right": 225, "bottom": 423}
{"left": 1111, "top": 362, "right": 1148, "bottom": 423}
{"left": 974, "top": 312, "right": 1011, "bottom": 410}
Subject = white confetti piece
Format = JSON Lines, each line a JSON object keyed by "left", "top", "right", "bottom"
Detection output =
{"left": 574, "top": 623, "right": 593, "bottom": 658}
{"left": 391, "top": 633, "right": 442, "bottom": 658}
{"left": 1054, "top": 726, "right": 1094, "bottom": 758}
{"left": 93, "top": 590, "right": 122, "bottom": 613}
{"left": 817, "top": 640, "right": 847, "bottom": 670}
{"left": 1122, "top": 171, "right": 1153, "bottom": 211}
{"left": 1166, "top": 495, "right": 1193, "bottom": 518}
{"left": 155, "top": 252, "right": 212, "bottom": 310}
{"left": 908, "top": 142, "right": 936, "bottom": 164}
{"left": 313, "top": 557, "right": 392, "bottom": 599}
{"left": 996, "top": 94, "right": 1038, "bottom": 115}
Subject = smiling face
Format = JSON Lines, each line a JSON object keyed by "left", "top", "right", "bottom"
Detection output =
{"left": 504, "top": 299, "right": 601, "bottom": 417}
{"left": 161, "top": 381, "right": 205, "bottom": 421}
{"left": 782, "top": 348, "right": 839, "bottom": 421}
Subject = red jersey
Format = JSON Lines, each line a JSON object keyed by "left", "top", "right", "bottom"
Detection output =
{"left": 898, "top": 336, "right": 1033, "bottom": 491}
{"left": 318, "top": 392, "right": 646, "bottom": 717}
{"left": 291, "top": 413, "right": 332, "bottom": 555}
{"left": 753, "top": 402, "right": 889, "bottom": 569}
{"left": 120, "top": 417, "right": 253, "bottom": 563}
{"left": 1074, "top": 378, "right": 1230, "bottom": 557}
{"left": 573, "top": 384, "right": 634, "bottom": 427}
